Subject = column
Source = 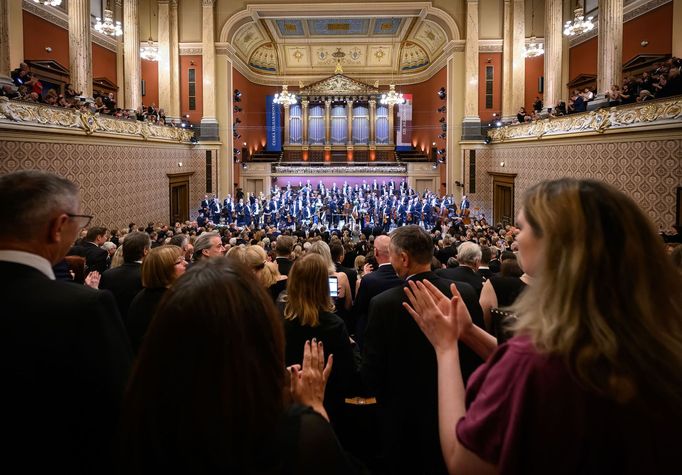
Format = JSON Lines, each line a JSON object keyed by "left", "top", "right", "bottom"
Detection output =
{"left": 115, "top": 0, "right": 125, "bottom": 104}
{"left": 501, "top": 0, "right": 513, "bottom": 120}
{"left": 346, "top": 99, "right": 353, "bottom": 145}
{"left": 169, "top": 0, "right": 180, "bottom": 122}
{"left": 597, "top": 0, "right": 623, "bottom": 97}
{"left": 543, "top": 0, "right": 563, "bottom": 111}
{"left": 0, "top": 0, "right": 23, "bottom": 85}
{"left": 301, "top": 99, "right": 309, "bottom": 144}
{"left": 283, "top": 103, "right": 291, "bottom": 145}
{"left": 124, "top": 0, "right": 141, "bottom": 110}
{"left": 462, "top": 0, "right": 481, "bottom": 140}
{"left": 324, "top": 98, "right": 331, "bottom": 145}
{"left": 68, "top": 0, "right": 93, "bottom": 98}
{"left": 511, "top": 0, "right": 525, "bottom": 113}
{"left": 561, "top": 0, "right": 572, "bottom": 105}
{"left": 368, "top": 98, "right": 376, "bottom": 145}
{"left": 201, "top": 0, "right": 219, "bottom": 140}
{"left": 388, "top": 104, "right": 395, "bottom": 145}
{"left": 674, "top": 0, "right": 682, "bottom": 57}
{"left": 158, "top": 1, "right": 171, "bottom": 114}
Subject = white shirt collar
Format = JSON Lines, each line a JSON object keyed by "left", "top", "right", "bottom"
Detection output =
{"left": 0, "top": 250, "right": 55, "bottom": 280}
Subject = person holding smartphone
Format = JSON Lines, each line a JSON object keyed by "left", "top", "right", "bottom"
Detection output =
{"left": 283, "top": 254, "right": 359, "bottom": 433}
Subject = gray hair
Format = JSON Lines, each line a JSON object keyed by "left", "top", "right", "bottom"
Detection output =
{"left": 0, "top": 170, "right": 79, "bottom": 240}
{"left": 457, "top": 241, "right": 482, "bottom": 266}
{"left": 307, "top": 240, "right": 336, "bottom": 274}
{"left": 193, "top": 231, "right": 221, "bottom": 260}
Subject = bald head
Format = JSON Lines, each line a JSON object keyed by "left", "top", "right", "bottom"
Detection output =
{"left": 374, "top": 235, "right": 391, "bottom": 264}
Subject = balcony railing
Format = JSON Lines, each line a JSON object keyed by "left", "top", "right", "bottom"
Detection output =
{"left": 487, "top": 97, "right": 682, "bottom": 143}
{"left": 0, "top": 97, "right": 195, "bottom": 143}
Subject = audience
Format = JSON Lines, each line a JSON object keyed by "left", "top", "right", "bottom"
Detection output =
{"left": 126, "top": 245, "right": 187, "bottom": 354}
{"left": 404, "top": 178, "right": 682, "bottom": 474}
{"left": 0, "top": 171, "right": 132, "bottom": 473}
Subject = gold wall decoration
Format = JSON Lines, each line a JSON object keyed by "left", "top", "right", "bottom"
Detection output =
{"left": 0, "top": 98, "right": 195, "bottom": 143}
{"left": 488, "top": 98, "right": 682, "bottom": 143}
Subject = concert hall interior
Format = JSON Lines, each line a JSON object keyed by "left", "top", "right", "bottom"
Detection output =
{"left": 1, "top": 0, "right": 680, "bottom": 228}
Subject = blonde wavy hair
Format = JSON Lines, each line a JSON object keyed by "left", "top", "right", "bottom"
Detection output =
{"left": 306, "top": 240, "right": 337, "bottom": 275}
{"left": 513, "top": 179, "right": 682, "bottom": 413}
{"left": 244, "top": 245, "right": 280, "bottom": 288}
{"left": 284, "top": 253, "right": 334, "bottom": 327}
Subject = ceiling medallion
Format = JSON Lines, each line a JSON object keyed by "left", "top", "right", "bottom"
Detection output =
{"left": 94, "top": 8, "right": 123, "bottom": 37}
{"left": 274, "top": 84, "right": 298, "bottom": 106}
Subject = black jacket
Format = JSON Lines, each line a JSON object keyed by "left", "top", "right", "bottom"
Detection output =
{"left": 100, "top": 262, "right": 143, "bottom": 321}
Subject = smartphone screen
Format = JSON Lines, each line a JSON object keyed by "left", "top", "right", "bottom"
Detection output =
{"left": 328, "top": 276, "right": 338, "bottom": 298}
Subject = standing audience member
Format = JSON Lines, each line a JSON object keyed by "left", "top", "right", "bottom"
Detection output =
{"left": 126, "top": 245, "right": 187, "bottom": 354}
{"left": 283, "top": 254, "right": 359, "bottom": 428}
{"left": 244, "top": 244, "right": 287, "bottom": 302}
{"left": 436, "top": 242, "right": 485, "bottom": 295}
{"left": 100, "top": 231, "right": 150, "bottom": 321}
{"left": 0, "top": 171, "right": 132, "bottom": 474}
{"left": 404, "top": 178, "right": 682, "bottom": 474}
{"left": 191, "top": 231, "right": 224, "bottom": 262}
{"left": 120, "top": 257, "right": 357, "bottom": 474}
{"left": 70, "top": 225, "right": 109, "bottom": 274}
{"left": 275, "top": 235, "right": 295, "bottom": 275}
{"left": 361, "top": 225, "right": 484, "bottom": 475}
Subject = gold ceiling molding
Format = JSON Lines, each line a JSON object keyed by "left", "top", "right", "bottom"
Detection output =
{"left": 487, "top": 98, "right": 682, "bottom": 143}
{"left": 217, "top": 2, "right": 462, "bottom": 85}
{"left": 0, "top": 98, "right": 195, "bottom": 143}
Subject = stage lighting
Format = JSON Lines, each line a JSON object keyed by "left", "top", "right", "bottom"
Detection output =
{"left": 437, "top": 105, "right": 446, "bottom": 113}
{"left": 233, "top": 148, "right": 241, "bottom": 155}
{"left": 233, "top": 89, "right": 242, "bottom": 102}
{"left": 438, "top": 133, "right": 446, "bottom": 139}
{"left": 233, "top": 106, "right": 242, "bottom": 113}
{"left": 495, "top": 120, "right": 502, "bottom": 127}
{"left": 190, "top": 136, "right": 198, "bottom": 144}
{"left": 484, "top": 136, "right": 492, "bottom": 144}
{"left": 437, "top": 148, "right": 446, "bottom": 155}
{"left": 437, "top": 87, "right": 446, "bottom": 100}
{"left": 234, "top": 132, "right": 241, "bottom": 139}
{"left": 439, "top": 117, "right": 445, "bottom": 123}
{"left": 441, "top": 123, "right": 447, "bottom": 131}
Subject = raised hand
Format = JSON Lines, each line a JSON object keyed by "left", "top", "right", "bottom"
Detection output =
{"left": 288, "top": 339, "right": 333, "bottom": 421}
{"left": 84, "top": 270, "right": 101, "bottom": 289}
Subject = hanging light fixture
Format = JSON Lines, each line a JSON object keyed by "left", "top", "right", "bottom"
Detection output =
{"left": 94, "top": 1, "right": 123, "bottom": 37}
{"left": 381, "top": 36, "right": 405, "bottom": 106}
{"left": 273, "top": 28, "right": 297, "bottom": 106}
{"left": 140, "top": 0, "right": 159, "bottom": 61}
{"left": 33, "top": 0, "right": 62, "bottom": 6}
{"left": 525, "top": 0, "right": 544, "bottom": 57}
{"left": 563, "top": 0, "right": 595, "bottom": 36}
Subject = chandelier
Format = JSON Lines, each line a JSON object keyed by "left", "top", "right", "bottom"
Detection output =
{"left": 524, "top": 37, "right": 544, "bottom": 58}
{"left": 94, "top": 9, "right": 123, "bottom": 37}
{"left": 33, "top": 0, "right": 62, "bottom": 6}
{"left": 563, "top": 6, "right": 595, "bottom": 36}
{"left": 273, "top": 85, "right": 297, "bottom": 106}
{"left": 380, "top": 84, "right": 405, "bottom": 106}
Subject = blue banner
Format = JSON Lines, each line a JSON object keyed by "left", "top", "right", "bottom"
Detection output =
{"left": 266, "top": 95, "right": 282, "bottom": 152}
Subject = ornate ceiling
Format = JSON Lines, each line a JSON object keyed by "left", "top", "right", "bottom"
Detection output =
{"left": 229, "top": 13, "right": 449, "bottom": 78}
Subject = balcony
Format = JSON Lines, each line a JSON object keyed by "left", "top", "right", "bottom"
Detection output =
{"left": 487, "top": 97, "right": 682, "bottom": 143}
{"left": 0, "top": 97, "right": 195, "bottom": 143}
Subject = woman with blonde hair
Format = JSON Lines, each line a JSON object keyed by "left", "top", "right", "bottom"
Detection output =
{"left": 244, "top": 244, "right": 287, "bottom": 302}
{"left": 307, "top": 240, "right": 352, "bottom": 311}
{"left": 127, "top": 245, "right": 187, "bottom": 354}
{"left": 283, "top": 253, "right": 358, "bottom": 428}
{"left": 404, "top": 178, "right": 682, "bottom": 474}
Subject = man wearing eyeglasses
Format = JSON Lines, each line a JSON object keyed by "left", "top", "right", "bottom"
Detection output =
{"left": 0, "top": 171, "right": 132, "bottom": 474}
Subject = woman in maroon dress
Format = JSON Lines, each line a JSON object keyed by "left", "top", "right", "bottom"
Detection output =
{"left": 404, "top": 178, "right": 682, "bottom": 475}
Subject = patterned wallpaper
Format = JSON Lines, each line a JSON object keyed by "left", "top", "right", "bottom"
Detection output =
{"left": 465, "top": 137, "right": 682, "bottom": 229}
{"left": 0, "top": 140, "right": 210, "bottom": 229}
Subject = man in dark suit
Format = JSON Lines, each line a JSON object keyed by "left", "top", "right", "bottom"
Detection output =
{"left": 361, "top": 225, "right": 484, "bottom": 475}
{"left": 437, "top": 241, "right": 485, "bottom": 295}
{"left": 435, "top": 233, "right": 457, "bottom": 266}
{"left": 0, "top": 171, "right": 132, "bottom": 473}
{"left": 100, "top": 231, "right": 150, "bottom": 321}
{"left": 274, "top": 235, "right": 294, "bottom": 276}
{"left": 69, "top": 225, "right": 109, "bottom": 274}
{"left": 352, "top": 235, "right": 403, "bottom": 349}
{"left": 478, "top": 244, "right": 494, "bottom": 280}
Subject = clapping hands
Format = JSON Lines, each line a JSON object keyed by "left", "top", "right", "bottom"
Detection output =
{"left": 288, "top": 339, "right": 333, "bottom": 421}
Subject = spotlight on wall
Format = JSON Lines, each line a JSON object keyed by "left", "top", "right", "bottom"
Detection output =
{"left": 437, "top": 87, "right": 446, "bottom": 100}
{"left": 234, "top": 132, "right": 241, "bottom": 139}
{"left": 45, "top": 47, "right": 52, "bottom": 53}
{"left": 233, "top": 89, "right": 242, "bottom": 102}
{"left": 437, "top": 105, "right": 446, "bottom": 113}
{"left": 437, "top": 148, "right": 446, "bottom": 156}
{"left": 438, "top": 133, "right": 446, "bottom": 139}
{"left": 233, "top": 106, "right": 242, "bottom": 113}
{"left": 641, "top": 40, "right": 649, "bottom": 47}
{"left": 495, "top": 120, "right": 503, "bottom": 127}
{"left": 233, "top": 148, "right": 241, "bottom": 155}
